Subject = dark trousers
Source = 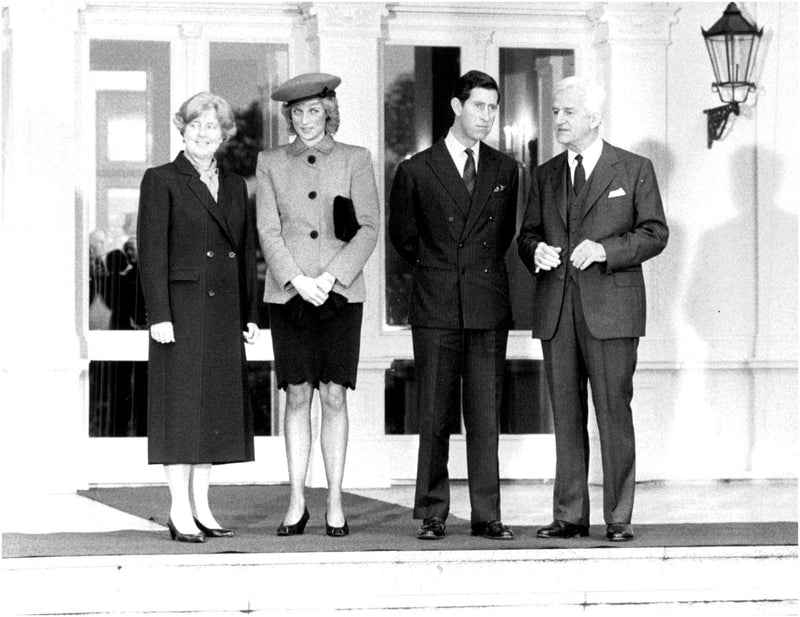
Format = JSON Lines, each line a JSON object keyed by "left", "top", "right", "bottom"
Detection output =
{"left": 541, "top": 281, "right": 638, "bottom": 525}
{"left": 411, "top": 326, "right": 508, "bottom": 524}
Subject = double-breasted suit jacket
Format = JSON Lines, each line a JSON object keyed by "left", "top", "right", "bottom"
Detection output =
{"left": 518, "top": 141, "right": 668, "bottom": 340}
{"left": 389, "top": 137, "right": 518, "bottom": 524}
{"left": 255, "top": 134, "right": 379, "bottom": 305}
{"left": 389, "top": 139, "right": 519, "bottom": 329}
{"left": 137, "top": 152, "right": 259, "bottom": 465}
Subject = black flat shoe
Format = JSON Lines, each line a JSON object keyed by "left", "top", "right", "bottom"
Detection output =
{"left": 194, "top": 517, "right": 235, "bottom": 538}
{"left": 167, "top": 518, "right": 206, "bottom": 543}
{"left": 471, "top": 520, "right": 514, "bottom": 540}
{"left": 277, "top": 507, "right": 310, "bottom": 536}
{"left": 325, "top": 512, "right": 349, "bottom": 537}
{"left": 606, "top": 523, "right": 634, "bottom": 542}
{"left": 417, "top": 516, "right": 446, "bottom": 540}
{"left": 536, "top": 520, "right": 589, "bottom": 539}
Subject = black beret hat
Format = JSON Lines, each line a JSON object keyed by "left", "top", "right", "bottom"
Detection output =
{"left": 271, "top": 72, "right": 342, "bottom": 106}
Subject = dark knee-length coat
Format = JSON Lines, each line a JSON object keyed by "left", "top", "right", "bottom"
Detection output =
{"left": 137, "top": 152, "right": 259, "bottom": 465}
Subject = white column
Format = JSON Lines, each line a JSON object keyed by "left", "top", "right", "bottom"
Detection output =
{"left": 750, "top": 2, "right": 798, "bottom": 475}
{"left": 300, "top": 3, "right": 391, "bottom": 487}
{"left": 585, "top": 3, "right": 676, "bottom": 483}
{"left": 0, "top": 1, "right": 86, "bottom": 494}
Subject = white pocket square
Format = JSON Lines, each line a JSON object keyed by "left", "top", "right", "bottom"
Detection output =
{"left": 608, "top": 187, "right": 626, "bottom": 198}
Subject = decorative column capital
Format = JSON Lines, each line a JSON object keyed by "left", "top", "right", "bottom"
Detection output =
{"left": 469, "top": 27, "right": 495, "bottom": 66}
{"left": 307, "top": 2, "right": 389, "bottom": 39}
{"left": 590, "top": 3, "right": 678, "bottom": 46}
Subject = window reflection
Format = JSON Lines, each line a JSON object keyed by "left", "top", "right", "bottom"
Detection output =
{"left": 89, "top": 41, "right": 170, "bottom": 331}
{"left": 499, "top": 47, "right": 574, "bottom": 331}
{"left": 212, "top": 42, "right": 289, "bottom": 330}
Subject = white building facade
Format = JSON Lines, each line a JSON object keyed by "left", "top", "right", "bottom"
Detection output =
{"left": 0, "top": 1, "right": 796, "bottom": 494}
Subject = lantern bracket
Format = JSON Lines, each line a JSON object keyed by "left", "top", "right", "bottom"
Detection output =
{"left": 703, "top": 101, "right": 740, "bottom": 149}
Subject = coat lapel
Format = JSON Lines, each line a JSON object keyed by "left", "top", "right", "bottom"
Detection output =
{"left": 174, "top": 152, "right": 236, "bottom": 247}
{"left": 460, "top": 142, "right": 500, "bottom": 240}
{"left": 581, "top": 141, "right": 617, "bottom": 220}
{"left": 427, "top": 139, "right": 473, "bottom": 214}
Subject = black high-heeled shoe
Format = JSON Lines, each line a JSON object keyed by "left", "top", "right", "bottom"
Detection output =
{"left": 194, "top": 517, "right": 235, "bottom": 538}
{"left": 277, "top": 507, "right": 310, "bottom": 536}
{"left": 325, "top": 512, "right": 349, "bottom": 537}
{"left": 167, "top": 518, "right": 206, "bottom": 543}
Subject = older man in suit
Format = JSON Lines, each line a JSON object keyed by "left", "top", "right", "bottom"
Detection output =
{"left": 517, "top": 76, "right": 668, "bottom": 542}
{"left": 389, "top": 70, "right": 518, "bottom": 541}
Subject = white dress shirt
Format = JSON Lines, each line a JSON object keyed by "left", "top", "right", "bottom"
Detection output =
{"left": 568, "top": 135, "right": 603, "bottom": 186}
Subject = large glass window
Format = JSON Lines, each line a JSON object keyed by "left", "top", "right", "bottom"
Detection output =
{"left": 89, "top": 40, "right": 170, "bottom": 333}
{"left": 384, "top": 45, "right": 461, "bottom": 327}
{"left": 210, "top": 42, "right": 289, "bottom": 329}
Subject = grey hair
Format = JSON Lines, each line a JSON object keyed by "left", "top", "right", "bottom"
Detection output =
{"left": 554, "top": 76, "right": 606, "bottom": 118}
{"left": 172, "top": 92, "right": 237, "bottom": 141}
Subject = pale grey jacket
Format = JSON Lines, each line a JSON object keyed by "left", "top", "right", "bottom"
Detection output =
{"left": 256, "top": 134, "right": 379, "bottom": 304}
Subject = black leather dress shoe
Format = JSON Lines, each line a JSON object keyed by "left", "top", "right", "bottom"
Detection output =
{"left": 536, "top": 520, "right": 589, "bottom": 539}
{"left": 194, "top": 517, "right": 235, "bottom": 538}
{"left": 471, "top": 520, "right": 514, "bottom": 540}
{"left": 417, "top": 517, "right": 446, "bottom": 540}
{"left": 606, "top": 523, "right": 634, "bottom": 542}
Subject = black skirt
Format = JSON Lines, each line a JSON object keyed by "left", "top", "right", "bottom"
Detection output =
{"left": 269, "top": 299, "right": 363, "bottom": 390}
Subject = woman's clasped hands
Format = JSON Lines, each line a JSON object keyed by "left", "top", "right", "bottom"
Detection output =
{"left": 291, "top": 272, "right": 335, "bottom": 306}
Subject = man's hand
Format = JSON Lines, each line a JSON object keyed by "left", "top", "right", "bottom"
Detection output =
{"left": 150, "top": 321, "right": 175, "bottom": 344}
{"left": 243, "top": 322, "right": 260, "bottom": 345}
{"left": 291, "top": 274, "right": 328, "bottom": 306}
{"left": 534, "top": 243, "right": 562, "bottom": 271}
{"left": 570, "top": 239, "right": 606, "bottom": 270}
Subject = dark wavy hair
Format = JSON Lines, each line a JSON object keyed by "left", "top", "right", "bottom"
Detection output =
{"left": 451, "top": 70, "right": 500, "bottom": 105}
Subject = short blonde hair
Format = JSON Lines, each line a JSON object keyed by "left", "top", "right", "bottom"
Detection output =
{"left": 282, "top": 96, "right": 340, "bottom": 137}
{"left": 173, "top": 92, "right": 237, "bottom": 141}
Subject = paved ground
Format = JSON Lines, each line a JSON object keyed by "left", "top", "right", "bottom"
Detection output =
{"left": 3, "top": 479, "right": 796, "bottom": 535}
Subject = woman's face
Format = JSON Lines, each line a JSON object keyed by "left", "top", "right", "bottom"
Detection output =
{"left": 291, "top": 99, "right": 326, "bottom": 146}
{"left": 183, "top": 108, "right": 223, "bottom": 162}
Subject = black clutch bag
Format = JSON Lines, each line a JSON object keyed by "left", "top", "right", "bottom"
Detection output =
{"left": 333, "top": 195, "right": 361, "bottom": 242}
{"left": 285, "top": 292, "right": 348, "bottom": 328}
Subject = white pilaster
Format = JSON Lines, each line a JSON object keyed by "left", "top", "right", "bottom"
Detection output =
{"left": 0, "top": 1, "right": 86, "bottom": 494}
{"left": 301, "top": 3, "right": 392, "bottom": 487}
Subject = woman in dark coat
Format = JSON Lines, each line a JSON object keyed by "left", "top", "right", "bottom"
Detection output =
{"left": 137, "top": 92, "right": 260, "bottom": 542}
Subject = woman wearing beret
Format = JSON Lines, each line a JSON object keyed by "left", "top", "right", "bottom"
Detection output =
{"left": 256, "top": 73, "right": 379, "bottom": 537}
{"left": 137, "top": 92, "right": 260, "bottom": 542}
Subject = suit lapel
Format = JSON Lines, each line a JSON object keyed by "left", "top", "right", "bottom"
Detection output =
{"left": 427, "top": 139, "right": 472, "bottom": 214}
{"left": 175, "top": 152, "right": 236, "bottom": 247}
{"left": 553, "top": 152, "right": 569, "bottom": 227}
{"left": 581, "top": 141, "right": 617, "bottom": 220}
{"left": 460, "top": 143, "right": 500, "bottom": 240}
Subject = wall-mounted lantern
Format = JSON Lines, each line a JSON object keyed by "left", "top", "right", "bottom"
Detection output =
{"left": 702, "top": 2, "right": 763, "bottom": 148}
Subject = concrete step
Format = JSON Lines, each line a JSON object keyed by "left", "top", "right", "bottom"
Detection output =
{"left": 3, "top": 545, "right": 796, "bottom": 616}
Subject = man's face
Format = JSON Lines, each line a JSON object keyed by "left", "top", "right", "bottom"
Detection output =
{"left": 553, "top": 86, "right": 599, "bottom": 153}
{"left": 452, "top": 87, "right": 498, "bottom": 144}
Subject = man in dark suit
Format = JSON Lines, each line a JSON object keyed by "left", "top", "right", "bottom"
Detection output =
{"left": 517, "top": 76, "right": 668, "bottom": 542}
{"left": 389, "top": 70, "right": 518, "bottom": 541}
